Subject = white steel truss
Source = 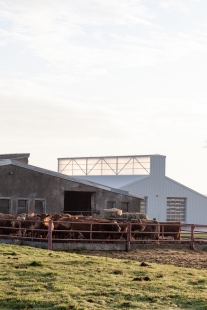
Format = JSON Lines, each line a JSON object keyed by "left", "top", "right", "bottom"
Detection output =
{"left": 58, "top": 156, "right": 150, "bottom": 176}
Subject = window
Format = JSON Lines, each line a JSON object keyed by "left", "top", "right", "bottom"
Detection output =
{"left": 121, "top": 202, "right": 129, "bottom": 212}
{"left": 17, "top": 200, "right": 28, "bottom": 214}
{"left": 166, "top": 198, "right": 186, "bottom": 222}
{"left": 107, "top": 201, "right": 116, "bottom": 209}
{"left": 34, "top": 200, "right": 45, "bottom": 214}
{"left": 0, "top": 199, "right": 10, "bottom": 214}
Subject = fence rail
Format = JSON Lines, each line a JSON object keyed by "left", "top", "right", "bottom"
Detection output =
{"left": 0, "top": 219, "right": 207, "bottom": 251}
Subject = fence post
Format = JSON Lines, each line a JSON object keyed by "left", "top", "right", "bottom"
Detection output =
{"left": 126, "top": 222, "right": 131, "bottom": 252}
{"left": 19, "top": 220, "right": 22, "bottom": 237}
{"left": 90, "top": 223, "right": 92, "bottom": 242}
{"left": 190, "top": 224, "right": 195, "bottom": 249}
{"left": 161, "top": 224, "right": 164, "bottom": 240}
{"left": 48, "top": 220, "right": 53, "bottom": 251}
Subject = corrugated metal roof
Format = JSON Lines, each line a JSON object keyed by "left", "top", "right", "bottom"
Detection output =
{"left": 76, "top": 175, "right": 148, "bottom": 188}
{"left": 0, "top": 153, "right": 30, "bottom": 159}
{"left": 58, "top": 154, "right": 166, "bottom": 160}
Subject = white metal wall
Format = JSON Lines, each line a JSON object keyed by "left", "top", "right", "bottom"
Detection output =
{"left": 121, "top": 155, "right": 207, "bottom": 224}
{"left": 165, "top": 177, "right": 207, "bottom": 224}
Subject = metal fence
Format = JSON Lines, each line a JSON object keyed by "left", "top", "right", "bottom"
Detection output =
{"left": 0, "top": 219, "right": 207, "bottom": 252}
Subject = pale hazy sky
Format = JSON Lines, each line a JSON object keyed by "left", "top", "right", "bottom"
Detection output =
{"left": 1, "top": 0, "right": 207, "bottom": 194}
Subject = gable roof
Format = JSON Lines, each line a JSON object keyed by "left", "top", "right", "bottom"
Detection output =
{"left": 165, "top": 176, "right": 207, "bottom": 200}
{"left": 119, "top": 172, "right": 207, "bottom": 200}
{"left": 77, "top": 175, "right": 148, "bottom": 188}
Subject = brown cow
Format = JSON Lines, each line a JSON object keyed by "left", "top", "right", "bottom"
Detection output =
{"left": 159, "top": 222, "right": 181, "bottom": 240}
{"left": 130, "top": 219, "right": 146, "bottom": 239}
{"left": 110, "top": 221, "right": 127, "bottom": 240}
{"left": 52, "top": 214, "right": 73, "bottom": 239}
{"left": 52, "top": 214, "right": 98, "bottom": 240}
{"left": 0, "top": 214, "right": 16, "bottom": 236}
{"left": 16, "top": 213, "right": 54, "bottom": 239}
{"left": 90, "top": 218, "right": 123, "bottom": 240}
{"left": 134, "top": 220, "right": 160, "bottom": 240}
{"left": 69, "top": 218, "right": 122, "bottom": 240}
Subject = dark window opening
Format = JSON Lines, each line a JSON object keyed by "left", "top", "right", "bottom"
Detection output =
{"left": 0, "top": 199, "right": 10, "bottom": 214}
{"left": 35, "top": 200, "right": 44, "bottom": 214}
{"left": 64, "top": 191, "right": 92, "bottom": 215}
{"left": 121, "top": 202, "right": 129, "bottom": 212}
{"left": 18, "top": 200, "right": 28, "bottom": 214}
{"left": 107, "top": 201, "right": 116, "bottom": 209}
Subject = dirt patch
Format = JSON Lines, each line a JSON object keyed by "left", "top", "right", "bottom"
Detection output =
{"left": 83, "top": 248, "right": 207, "bottom": 270}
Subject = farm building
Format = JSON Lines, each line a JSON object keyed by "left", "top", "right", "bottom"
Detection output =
{"left": 58, "top": 155, "right": 207, "bottom": 224}
{"left": 0, "top": 154, "right": 143, "bottom": 216}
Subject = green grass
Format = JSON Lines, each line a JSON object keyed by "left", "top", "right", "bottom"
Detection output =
{"left": 181, "top": 233, "right": 207, "bottom": 238}
{"left": 0, "top": 244, "right": 207, "bottom": 309}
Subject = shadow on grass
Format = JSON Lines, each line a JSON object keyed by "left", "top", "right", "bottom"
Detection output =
{"left": 98, "top": 292, "right": 207, "bottom": 309}
{"left": 0, "top": 298, "right": 77, "bottom": 310}
{"left": 176, "top": 295, "right": 207, "bottom": 309}
{"left": 137, "top": 294, "right": 207, "bottom": 310}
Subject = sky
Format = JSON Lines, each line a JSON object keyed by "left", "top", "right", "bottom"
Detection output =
{"left": 0, "top": 0, "right": 207, "bottom": 195}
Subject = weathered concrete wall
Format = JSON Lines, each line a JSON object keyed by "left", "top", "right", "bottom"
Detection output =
{"left": 0, "top": 165, "right": 140, "bottom": 215}
{"left": 0, "top": 239, "right": 195, "bottom": 251}
{"left": 128, "top": 198, "right": 141, "bottom": 212}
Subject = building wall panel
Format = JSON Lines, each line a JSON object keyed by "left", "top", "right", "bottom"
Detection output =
{"left": 122, "top": 174, "right": 207, "bottom": 224}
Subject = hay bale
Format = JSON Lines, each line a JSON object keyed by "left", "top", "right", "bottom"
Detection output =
{"left": 122, "top": 212, "right": 149, "bottom": 220}
{"left": 103, "top": 208, "right": 122, "bottom": 218}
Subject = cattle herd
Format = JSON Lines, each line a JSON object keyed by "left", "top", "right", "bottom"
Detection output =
{"left": 0, "top": 213, "right": 181, "bottom": 242}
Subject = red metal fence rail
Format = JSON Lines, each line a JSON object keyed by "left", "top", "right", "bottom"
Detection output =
{"left": 0, "top": 219, "right": 207, "bottom": 251}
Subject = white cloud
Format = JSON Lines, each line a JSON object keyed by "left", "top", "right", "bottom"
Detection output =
{"left": 157, "top": 0, "right": 199, "bottom": 14}
{"left": 0, "top": 0, "right": 206, "bottom": 82}
{"left": 0, "top": 0, "right": 207, "bottom": 193}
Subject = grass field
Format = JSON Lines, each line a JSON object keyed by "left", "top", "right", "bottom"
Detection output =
{"left": 0, "top": 244, "right": 207, "bottom": 309}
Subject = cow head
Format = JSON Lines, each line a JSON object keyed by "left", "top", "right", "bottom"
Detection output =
{"left": 112, "top": 221, "right": 121, "bottom": 232}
